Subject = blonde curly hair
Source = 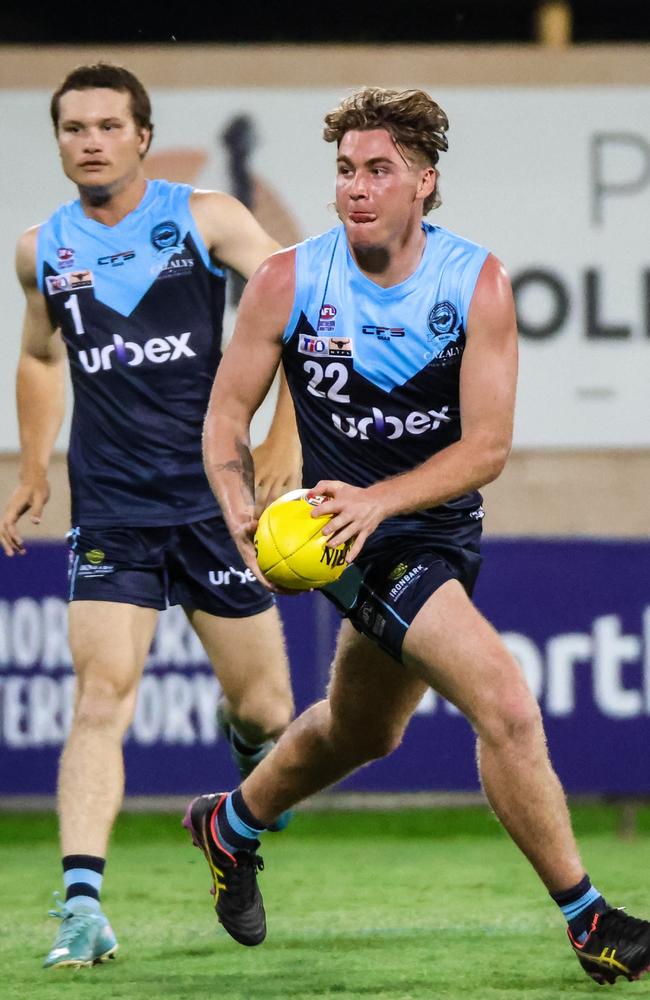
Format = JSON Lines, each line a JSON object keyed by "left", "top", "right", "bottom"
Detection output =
{"left": 323, "top": 87, "right": 449, "bottom": 213}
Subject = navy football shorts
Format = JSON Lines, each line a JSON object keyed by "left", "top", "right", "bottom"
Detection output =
{"left": 322, "top": 536, "right": 482, "bottom": 664}
{"left": 66, "top": 516, "right": 274, "bottom": 618}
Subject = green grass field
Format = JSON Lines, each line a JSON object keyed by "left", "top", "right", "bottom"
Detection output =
{"left": 1, "top": 804, "right": 650, "bottom": 1000}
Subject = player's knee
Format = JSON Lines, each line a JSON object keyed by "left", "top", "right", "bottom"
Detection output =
{"left": 331, "top": 717, "right": 405, "bottom": 764}
{"left": 480, "top": 688, "right": 543, "bottom": 749}
{"left": 74, "top": 672, "right": 138, "bottom": 730}
{"left": 362, "top": 726, "right": 404, "bottom": 762}
{"left": 229, "top": 690, "right": 295, "bottom": 742}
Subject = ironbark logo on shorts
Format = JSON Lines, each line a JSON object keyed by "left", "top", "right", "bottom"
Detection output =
{"left": 389, "top": 563, "right": 428, "bottom": 601}
{"left": 389, "top": 562, "right": 408, "bottom": 581}
{"left": 85, "top": 549, "right": 105, "bottom": 565}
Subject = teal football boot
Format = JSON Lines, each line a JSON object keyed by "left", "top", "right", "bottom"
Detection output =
{"left": 43, "top": 893, "right": 118, "bottom": 969}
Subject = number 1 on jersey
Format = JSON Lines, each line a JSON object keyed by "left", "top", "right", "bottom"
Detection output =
{"left": 64, "top": 294, "right": 85, "bottom": 336}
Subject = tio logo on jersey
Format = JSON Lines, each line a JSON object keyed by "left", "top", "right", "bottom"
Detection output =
{"left": 331, "top": 405, "right": 451, "bottom": 440}
{"left": 78, "top": 332, "right": 196, "bottom": 373}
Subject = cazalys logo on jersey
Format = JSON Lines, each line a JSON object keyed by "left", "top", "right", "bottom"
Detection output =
{"left": 426, "top": 301, "right": 465, "bottom": 364}
{"left": 151, "top": 220, "right": 181, "bottom": 251}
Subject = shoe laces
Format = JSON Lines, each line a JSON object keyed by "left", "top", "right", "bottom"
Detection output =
{"left": 48, "top": 891, "right": 72, "bottom": 920}
{"left": 598, "top": 908, "right": 650, "bottom": 945}
{"left": 47, "top": 893, "right": 96, "bottom": 945}
{"left": 225, "top": 853, "right": 265, "bottom": 904}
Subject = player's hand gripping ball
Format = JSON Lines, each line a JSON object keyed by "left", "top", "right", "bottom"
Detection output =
{"left": 254, "top": 489, "right": 351, "bottom": 590}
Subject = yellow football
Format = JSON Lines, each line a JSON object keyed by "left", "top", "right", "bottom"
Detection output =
{"left": 254, "top": 488, "right": 351, "bottom": 590}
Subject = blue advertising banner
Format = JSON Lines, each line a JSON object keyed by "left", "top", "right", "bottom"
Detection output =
{"left": 0, "top": 539, "right": 648, "bottom": 796}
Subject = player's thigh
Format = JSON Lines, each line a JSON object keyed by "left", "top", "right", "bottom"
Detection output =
{"left": 402, "top": 579, "right": 533, "bottom": 730}
{"left": 327, "top": 619, "right": 428, "bottom": 747}
{"left": 168, "top": 515, "right": 274, "bottom": 621}
{"left": 68, "top": 600, "right": 158, "bottom": 697}
{"left": 188, "top": 604, "right": 292, "bottom": 705}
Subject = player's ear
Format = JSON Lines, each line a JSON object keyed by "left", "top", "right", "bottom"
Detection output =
{"left": 417, "top": 167, "right": 436, "bottom": 202}
{"left": 139, "top": 125, "right": 153, "bottom": 159}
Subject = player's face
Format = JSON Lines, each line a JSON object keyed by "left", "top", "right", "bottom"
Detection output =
{"left": 335, "top": 129, "right": 435, "bottom": 250}
{"left": 56, "top": 88, "right": 150, "bottom": 191}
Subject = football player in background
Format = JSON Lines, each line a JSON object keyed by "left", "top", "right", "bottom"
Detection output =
{"left": 0, "top": 62, "right": 300, "bottom": 969}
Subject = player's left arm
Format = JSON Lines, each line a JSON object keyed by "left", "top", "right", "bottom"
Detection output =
{"left": 191, "top": 190, "right": 301, "bottom": 509}
{"left": 203, "top": 248, "right": 296, "bottom": 586}
{"left": 316, "top": 254, "right": 518, "bottom": 560}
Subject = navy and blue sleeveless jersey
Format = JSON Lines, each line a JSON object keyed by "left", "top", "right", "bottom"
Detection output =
{"left": 37, "top": 179, "right": 225, "bottom": 527}
{"left": 281, "top": 222, "right": 489, "bottom": 545}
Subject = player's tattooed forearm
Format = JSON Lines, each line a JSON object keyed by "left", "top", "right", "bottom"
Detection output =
{"left": 214, "top": 459, "right": 244, "bottom": 475}
{"left": 214, "top": 441, "right": 255, "bottom": 500}
{"left": 236, "top": 440, "right": 255, "bottom": 500}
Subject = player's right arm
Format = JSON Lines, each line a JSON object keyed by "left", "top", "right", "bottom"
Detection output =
{"left": 0, "top": 227, "right": 66, "bottom": 557}
{"left": 202, "top": 248, "right": 295, "bottom": 586}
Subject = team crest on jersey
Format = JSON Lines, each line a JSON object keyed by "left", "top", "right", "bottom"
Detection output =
{"left": 426, "top": 300, "right": 465, "bottom": 364}
{"left": 151, "top": 220, "right": 181, "bottom": 251}
{"left": 46, "top": 269, "right": 94, "bottom": 295}
{"left": 298, "top": 334, "right": 352, "bottom": 358}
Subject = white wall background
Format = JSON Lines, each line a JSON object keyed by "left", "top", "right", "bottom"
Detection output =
{"left": 2, "top": 86, "right": 649, "bottom": 451}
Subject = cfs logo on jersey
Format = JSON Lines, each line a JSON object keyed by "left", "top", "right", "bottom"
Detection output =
{"left": 45, "top": 270, "right": 94, "bottom": 295}
{"left": 299, "top": 334, "right": 352, "bottom": 358}
{"left": 426, "top": 301, "right": 465, "bottom": 364}
{"left": 362, "top": 326, "right": 405, "bottom": 341}
{"left": 98, "top": 250, "right": 136, "bottom": 267}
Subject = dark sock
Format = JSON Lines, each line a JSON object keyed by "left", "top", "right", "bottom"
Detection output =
{"left": 212, "top": 788, "right": 267, "bottom": 854}
{"left": 551, "top": 873, "right": 608, "bottom": 941}
{"left": 62, "top": 854, "right": 105, "bottom": 912}
{"left": 231, "top": 730, "right": 268, "bottom": 756}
